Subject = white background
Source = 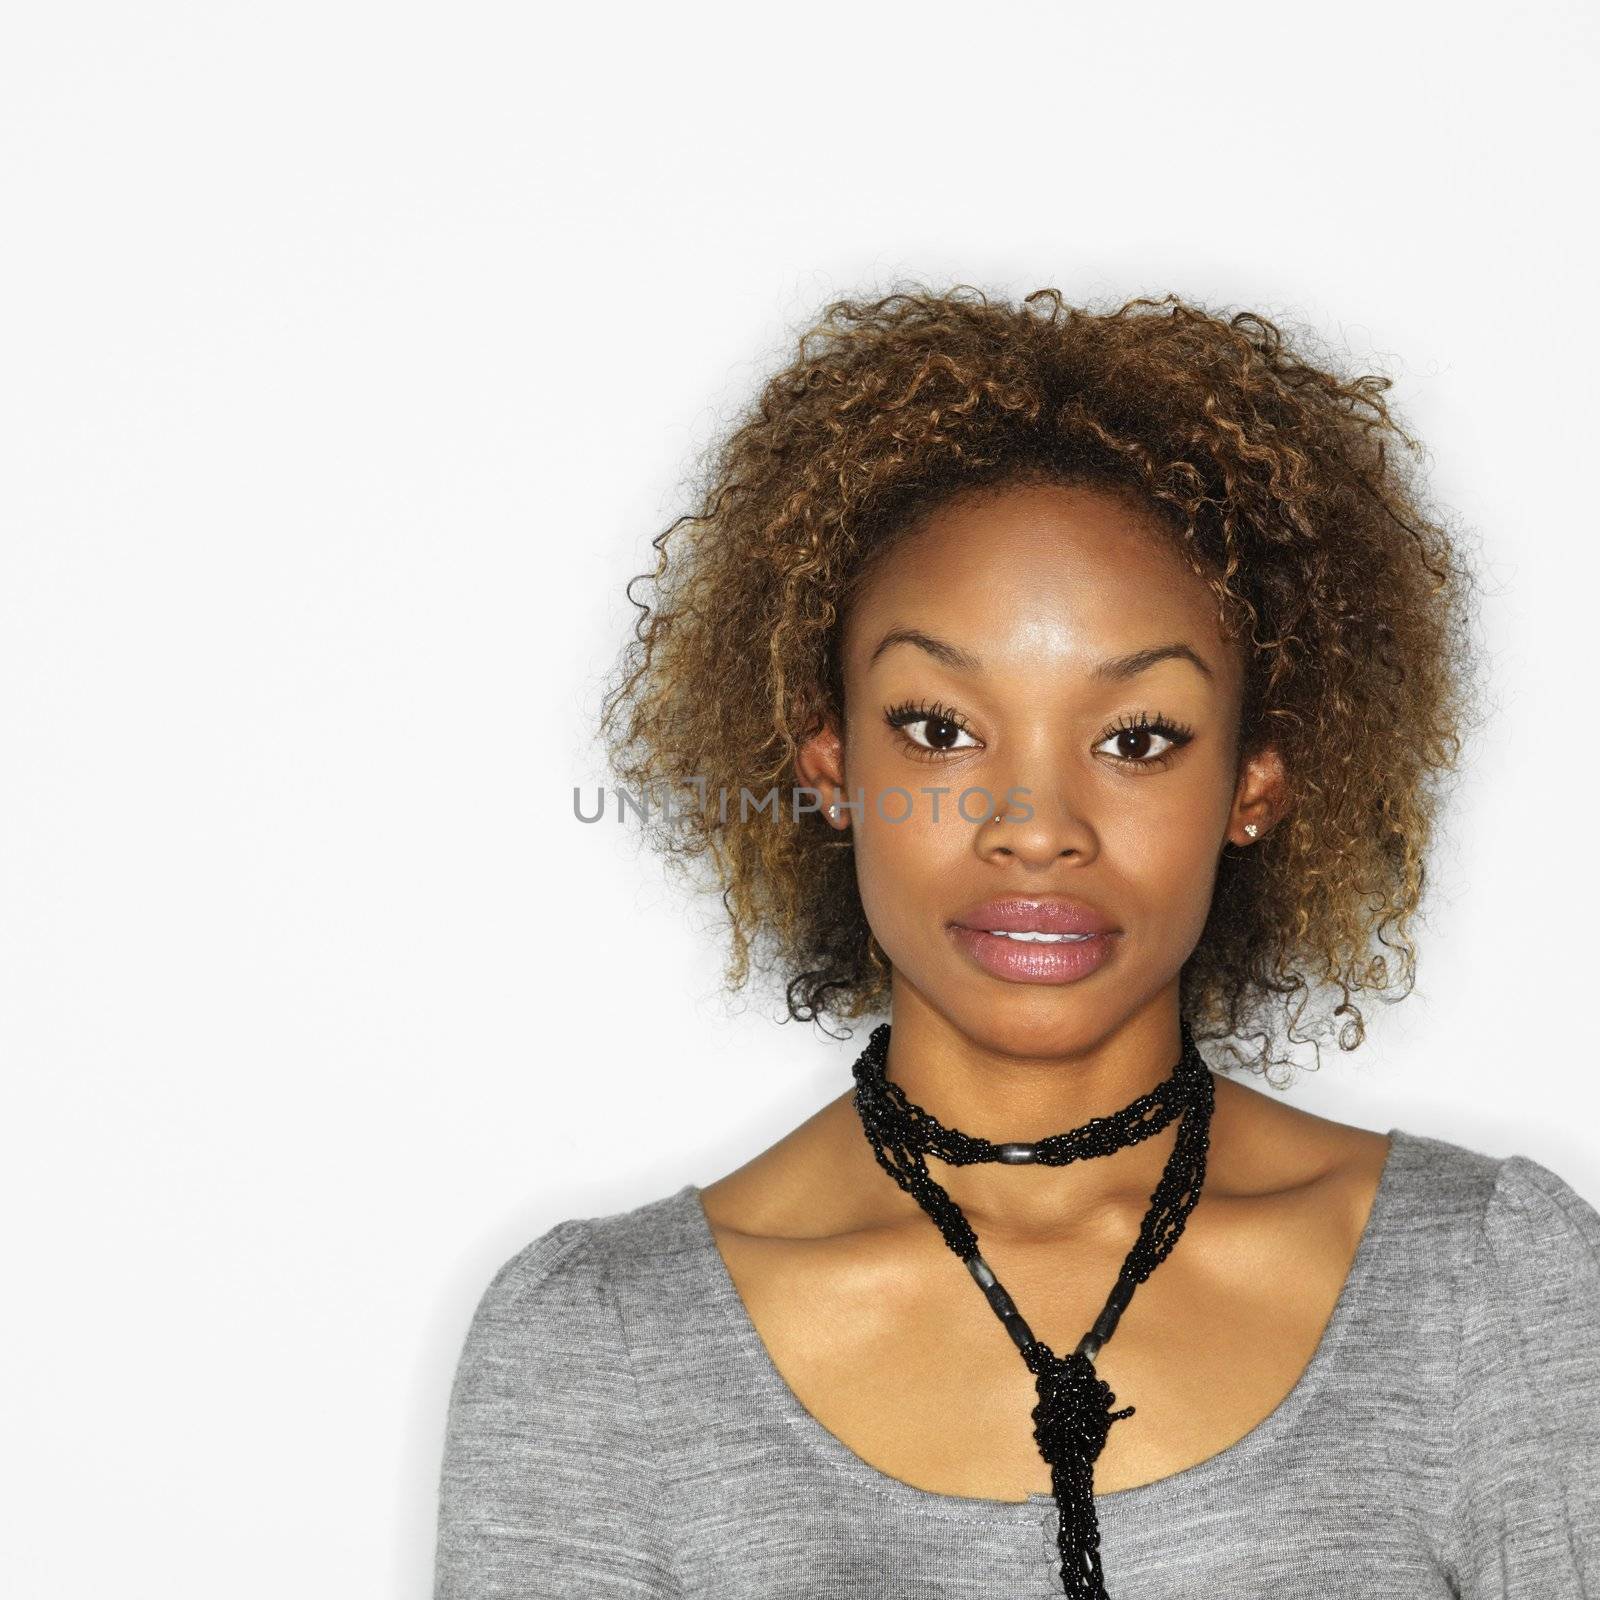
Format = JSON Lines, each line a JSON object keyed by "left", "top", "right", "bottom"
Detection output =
{"left": 2, "top": 3, "right": 1596, "bottom": 1595}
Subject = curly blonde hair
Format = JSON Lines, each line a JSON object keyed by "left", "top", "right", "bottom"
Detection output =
{"left": 598, "top": 286, "right": 1486, "bottom": 1082}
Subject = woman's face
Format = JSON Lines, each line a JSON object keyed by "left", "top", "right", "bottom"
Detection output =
{"left": 814, "top": 480, "right": 1275, "bottom": 1058}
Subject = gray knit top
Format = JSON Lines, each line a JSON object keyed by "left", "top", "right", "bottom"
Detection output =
{"left": 433, "top": 1126, "right": 1600, "bottom": 1597}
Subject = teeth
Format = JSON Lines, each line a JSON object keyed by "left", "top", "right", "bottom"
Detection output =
{"left": 984, "top": 930, "right": 1093, "bottom": 942}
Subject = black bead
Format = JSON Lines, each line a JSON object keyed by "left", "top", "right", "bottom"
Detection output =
{"left": 996, "top": 1141, "right": 1040, "bottom": 1163}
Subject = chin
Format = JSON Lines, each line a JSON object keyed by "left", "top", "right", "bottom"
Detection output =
{"left": 918, "top": 980, "right": 1128, "bottom": 1058}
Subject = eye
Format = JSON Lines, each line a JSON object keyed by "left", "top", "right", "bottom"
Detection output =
{"left": 1094, "top": 710, "right": 1195, "bottom": 770}
{"left": 884, "top": 699, "right": 981, "bottom": 758}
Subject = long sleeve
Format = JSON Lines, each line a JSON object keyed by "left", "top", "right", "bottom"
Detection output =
{"left": 1448, "top": 1153, "right": 1600, "bottom": 1595}
{"left": 432, "top": 1218, "right": 681, "bottom": 1599}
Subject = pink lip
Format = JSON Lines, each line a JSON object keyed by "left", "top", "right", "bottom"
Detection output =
{"left": 950, "top": 897, "right": 1118, "bottom": 936}
{"left": 947, "top": 897, "right": 1120, "bottom": 986}
{"left": 948, "top": 926, "right": 1118, "bottom": 984}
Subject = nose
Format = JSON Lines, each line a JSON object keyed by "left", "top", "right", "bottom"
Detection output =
{"left": 977, "top": 777, "right": 1100, "bottom": 868}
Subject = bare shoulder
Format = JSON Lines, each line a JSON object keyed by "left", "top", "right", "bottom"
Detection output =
{"left": 697, "top": 1087, "right": 871, "bottom": 1241}
{"left": 1205, "top": 1072, "right": 1393, "bottom": 1254}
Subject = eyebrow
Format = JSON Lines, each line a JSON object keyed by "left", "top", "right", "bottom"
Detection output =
{"left": 867, "top": 628, "right": 1215, "bottom": 683}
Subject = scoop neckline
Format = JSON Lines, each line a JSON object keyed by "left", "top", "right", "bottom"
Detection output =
{"left": 683, "top": 1125, "right": 1408, "bottom": 1527}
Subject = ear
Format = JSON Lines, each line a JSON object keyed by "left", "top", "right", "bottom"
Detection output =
{"left": 1227, "top": 743, "right": 1288, "bottom": 849}
{"left": 795, "top": 718, "right": 848, "bottom": 829}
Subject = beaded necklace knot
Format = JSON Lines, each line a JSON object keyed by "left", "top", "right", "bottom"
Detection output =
{"left": 850, "top": 1020, "right": 1215, "bottom": 1599}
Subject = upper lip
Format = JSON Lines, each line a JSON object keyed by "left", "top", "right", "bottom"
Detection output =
{"left": 949, "top": 896, "right": 1119, "bottom": 936}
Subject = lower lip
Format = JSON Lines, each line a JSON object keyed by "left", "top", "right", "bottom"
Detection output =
{"left": 948, "top": 926, "right": 1119, "bottom": 985}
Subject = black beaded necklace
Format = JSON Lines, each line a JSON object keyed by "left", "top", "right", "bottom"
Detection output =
{"left": 850, "top": 1019, "right": 1215, "bottom": 1599}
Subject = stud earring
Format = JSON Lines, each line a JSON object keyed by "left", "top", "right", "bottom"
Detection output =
{"left": 828, "top": 803, "right": 841, "bottom": 821}
{"left": 1243, "top": 823, "right": 1259, "bottom": 839}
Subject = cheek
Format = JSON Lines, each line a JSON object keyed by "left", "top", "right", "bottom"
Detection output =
{"left": 851, "top": 798, "right": 970, "bottom": 943}
{"left": 1108, "top": 794, "right": 1227, "bottom": 941}
{"left": 1116, "top": 798, "right": 1219, "bottom": 872}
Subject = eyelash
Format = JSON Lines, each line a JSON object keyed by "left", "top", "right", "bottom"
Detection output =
{"left": 882, "top": 700, "right": 1197, "bottom": 771}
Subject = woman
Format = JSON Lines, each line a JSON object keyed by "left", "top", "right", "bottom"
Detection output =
{"left": 433, "top": 289, "right": 1600, "bottom": 1597}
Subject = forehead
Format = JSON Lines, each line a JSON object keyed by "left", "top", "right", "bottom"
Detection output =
{"left": 844, "top": 481, "right": 1235, "bottom": 684}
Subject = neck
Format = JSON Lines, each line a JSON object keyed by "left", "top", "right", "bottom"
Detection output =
{"left": 876, "top": 994, "right": 1193, "bottom": 1239}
